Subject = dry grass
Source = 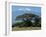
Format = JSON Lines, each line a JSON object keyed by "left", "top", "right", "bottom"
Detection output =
{"left": 12, "top": 27, "right": 41, "bottom": 31}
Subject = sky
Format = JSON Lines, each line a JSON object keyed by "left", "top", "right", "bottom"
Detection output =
{"left": 12, "top": 6, "right": 41, "bottom": 24}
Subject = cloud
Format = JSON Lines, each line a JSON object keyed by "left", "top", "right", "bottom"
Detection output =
{"left": 18, "top": 8, "right": 31, "bottom": 11}
{"left": 18, "top": 8, "right": 23, "bottom": 10}
{"left": 25, "top": 8, "right": 31, "bottom": 11}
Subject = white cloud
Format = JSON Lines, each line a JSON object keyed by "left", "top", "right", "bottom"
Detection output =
{"left": 18, "top": 8, "right": 31, "bottom": 11}
{"left": 25, "top": 8, "right": 31, "bottom": 11}
{"left": 18, "top": 8, "right": 23, "bottom": 10}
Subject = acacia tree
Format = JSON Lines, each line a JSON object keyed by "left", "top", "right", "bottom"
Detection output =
{"left": 12, "top": 13, "right": 41, "bottom": 27}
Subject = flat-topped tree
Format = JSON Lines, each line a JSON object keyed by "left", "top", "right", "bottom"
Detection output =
{"left": 12, "top": 13, "right": 41, "bottom": 27}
